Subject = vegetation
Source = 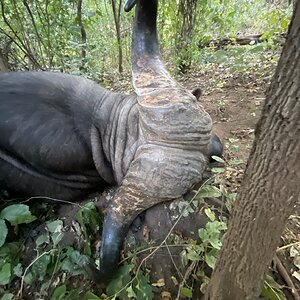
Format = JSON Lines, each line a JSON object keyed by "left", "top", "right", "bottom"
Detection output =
{"left": 0, "top": 0, "right": 292, "bottom": 78}
{"left": 0, "top": 0, "right": 297, "bottom": 299}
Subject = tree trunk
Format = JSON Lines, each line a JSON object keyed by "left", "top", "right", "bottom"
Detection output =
{"left": 0, "top": 41, "right": 10, "bottom": 72}
{"left": 204, "top": 1, "right": 300, "bottom": 299}
{"left": 0, "top": 52, "right": 8, "bottom": 71}
{"left": 176, "top": 0, "right": 197, "bottom": 73}
{"left": 77, "top": 0, "right": 87, "bottom": 71}
{"left": 111, "top": 0, "right": 123, "bottom": 74}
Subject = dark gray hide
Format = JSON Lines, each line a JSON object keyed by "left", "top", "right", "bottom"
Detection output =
{"left": 0, "top": 0, "right": 221, "bottom": 283}
{"left": 0, "top": 72, "right": 139, "bottom": 198}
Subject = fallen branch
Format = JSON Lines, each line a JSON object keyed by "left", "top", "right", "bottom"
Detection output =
{"left": 199, "top": 33, "right": 286, "bottom": 49}
{"left": 274, "top": 254, "right": 300, "bottom": 300}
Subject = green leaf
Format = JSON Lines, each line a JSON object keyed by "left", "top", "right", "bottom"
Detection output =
{"left": 281, "top": 19, "right": 288, "bottom": 30}
{"left": 51, "top": 232, "right": 64, "bottom": 246}
{"left": 209, "top": 235, "right": 222, "bottom": 250}
{"left": 205, "top": 252, "right": 216, "bottom": 269}
{"left": 0, "top": 242, "right": 22, "bottom": 266}
{"left": 251, "top": 45, "right": 264, "bottom": 53}
{"left": 0, "top": 263, "right": 11, "bottom": 285}
{"left": 84, "top": 292, "right": 101, "bottom": 300}
{"left": 76, "top": 202, "right": 102, "bottom": 256}
{"left": 198, "top": 186, "right": 222, "bottom": 198}
{"left": 0, "top": 294, "right": 14, "bottom": 300}
{"left": 186, "top": 250, "right": 202, "bottom": 261}
{"left": 228, "top": 159, "right": 244, "bottom": 165}
{"left": 229, "top": 144, "right": 239, "bottom": 154}
{"left": 106, "top": 265, "right": 134, "bottom": 298}
{"left": 13, "top": 263, "right": 23, "bottom": 277}
{"left": 261, "top": 275, "right": 286, "bottom": 300}
{"left": 181, "top": 287, "right": 193, "bottom": 298}
{"left": 269, "top": 14, "right": 277, "bottom": 25}
{"left": 126, "top": 285, "right": 137, "bottom": 298}
{"left": 47, "top": 220, "right": 63, "bottom": 233}
{"left": 0, "top": 204, "right": 36, "bottom": 226}
{"left": 198, "top": 228, "right": 209, "bottom": 242}
{"left": 228, "top": 11, "right": 235, "bottom": 18}
{"left": 206, "top": 221, "right": 227, "bottom": 233}
{"left": 204, "top": 208, "right": 216, "bottom": 222}
{"left": 36, "top": 232, "right": 50, "bottom": 246}
{"left": 211, "top": 167, "right": 226, "bottom": 174}
{"left": 0, "top": 219, "right": 8, "bottom": 247}
{"left": 31, "top": 253, "right": 51, "bottom": 280}
{"left": 51, "top": 285, "right": 67, "bottom": 300}
{"left": 64, "top": 289, "right": 79, "bottom": 300}
{"left": 76, "top": 202, "right": 102, "bottom": 233}
{"left": 24, "top": 271, "right": 34, "bottom": 285}
{"left": 135, "top": 271, "right": 153, "bottom": 300}
{"left": 226, "top": 193, "right": 236, "bottom": 202}
{"left": 290, "top": 246, "right": 299, "bottom": 257}
{"left": 61, "top": 249, "right": 87, "bottom": 276}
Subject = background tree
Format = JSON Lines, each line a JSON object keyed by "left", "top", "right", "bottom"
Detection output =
{"left": 0, "top": 0, "right": 292, "bottom": 77}
{"left": 77, "top": 0, "right": 87, "bottom": 71}
{"left": 111, "top": 0, "right": 124, "bottom": 73}
{"left": 0, "top": 37, "right": 10, "bottom": 71}
{"left": 204, "top": 1, "right": 300, "bottom": 298}
{"left": 175, "top": 0, "right": 197, "bottom": 73}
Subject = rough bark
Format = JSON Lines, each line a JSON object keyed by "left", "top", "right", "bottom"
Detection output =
{"left": 0, "top": 49, "right": 9, "bottom": 71}
{"left": 77, "top": 0, "right": 87, "bottom": 71}
{"left": 111, "top": 0, "right": 123, "bottom": 73}
{"left": 176, "top": 0, "right": 197, "bottom": 73}
{"left": 204, "top": 1, "right": 300, "bottom": 299}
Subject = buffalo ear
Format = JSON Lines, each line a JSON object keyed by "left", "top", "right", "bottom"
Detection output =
{"left": 192, "top": 88, "right": 202, "bottom": 101}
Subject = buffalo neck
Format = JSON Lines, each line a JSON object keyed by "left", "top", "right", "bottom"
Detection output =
{"left": 92, "top": 90, "right": 142, "bottom": 185}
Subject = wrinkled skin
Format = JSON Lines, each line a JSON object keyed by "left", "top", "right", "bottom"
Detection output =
{"left": 0, "top": 0, "right": 222, "bottom": 283}
{"left": 0, "top": 72, "right": 139, "bottom": 198}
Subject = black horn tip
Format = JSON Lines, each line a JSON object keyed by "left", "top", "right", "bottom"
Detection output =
{"left": 124, "top": 0, "right": 136, "bottom": 12}
{"left": 209, "top": 133, "right": 224, "bottom": 162}
{"left": 84, "top": 260, "right": 116, "bottom": 285}
{"left": 86, "top": 212, "right": 129, "bottom": 284}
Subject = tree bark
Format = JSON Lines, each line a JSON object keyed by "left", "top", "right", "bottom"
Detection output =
{"left": 111, "top": 0, "right": 123, "bottom": 74}
{"left": 0, "top": 40, "right": 11, "bottom": 71}
{"left": 204, "top": 1, "right": 300, "bottom": 299}
{"left": 0, "top": 52, "right": 8, "bottom": 71}
{"left": 77, "top": 0, "right": 87, "bottom": 71}
{"left": 176, "top": 0, "right": 197, "bottom": 73}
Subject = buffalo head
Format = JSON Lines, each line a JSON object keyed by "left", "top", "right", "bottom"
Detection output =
{"left": 93, "top": 0, "right": 213, "bottom": 282}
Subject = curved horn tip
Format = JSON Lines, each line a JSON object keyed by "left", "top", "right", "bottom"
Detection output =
{"left": 84, "top": 260, "right": 113, "bottom": 285}
{"left": 209, "top": 133, "right": 224, "bottom": 162}
{"left": 124, "top": 0, "right": 136, "bottom": 12}
{"left": 87, "top": 212, "right": 130, "bottom": 284}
